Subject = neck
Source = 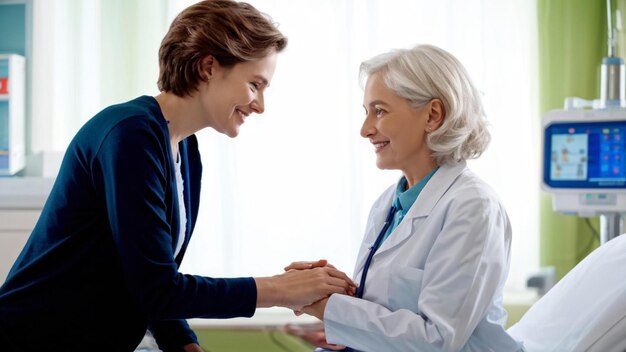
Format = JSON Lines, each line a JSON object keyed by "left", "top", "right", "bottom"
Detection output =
{"left": 154, "top": 92, "right": 208, "bottom": 147}
{"left": 403, "top": 158, "right": 438, "bottom": 188}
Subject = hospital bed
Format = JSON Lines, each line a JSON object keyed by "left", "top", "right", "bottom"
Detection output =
{"left": 508, "top": 233, "right": 626, "bottom": 352}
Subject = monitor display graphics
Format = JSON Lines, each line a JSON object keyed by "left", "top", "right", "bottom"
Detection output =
{"left": 550, "top": 133, "right": 588, "bottom": 181}
{"left": 544, "top": 121, "right": 626, "bottom": 188}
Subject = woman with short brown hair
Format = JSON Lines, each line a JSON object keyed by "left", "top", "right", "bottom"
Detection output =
{"left": 0, "top": 2, "right": 355, "bottom": 351}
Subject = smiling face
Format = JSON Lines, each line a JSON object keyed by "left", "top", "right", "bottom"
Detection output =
{"left": 199, "top": 52, "right": 278, "bottom": 137}
{"left": 361, "top": 72, "right": 436, "bottom": 180}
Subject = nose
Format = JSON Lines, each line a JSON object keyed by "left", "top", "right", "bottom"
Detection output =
{"left": 360, "top": 115, "right": 375, "bottom": 138}
{"left": 251, "top": 92, "right": 265, "bottom": 114}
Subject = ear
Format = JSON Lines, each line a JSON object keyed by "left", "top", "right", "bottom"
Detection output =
{"left": 199, "top": 55, "right": 217, "bottom": 81}
{"left": 426, "top": 99, "right": 445, "bottom": 132}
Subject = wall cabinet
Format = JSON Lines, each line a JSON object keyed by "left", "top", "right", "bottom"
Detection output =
{"left": 0, "top": 54, "right": 26, "bottom": 175}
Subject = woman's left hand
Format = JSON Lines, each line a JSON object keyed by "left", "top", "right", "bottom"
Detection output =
{"left": 284, "top": 259, "right": 335, "bottom": 271}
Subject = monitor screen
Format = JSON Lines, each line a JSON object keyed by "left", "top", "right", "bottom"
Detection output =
{"left": 544, "top": 120, "right": 626, "bottom": 188}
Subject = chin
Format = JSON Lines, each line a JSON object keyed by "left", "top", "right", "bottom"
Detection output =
{"left": 375, "top": 158, "right": 388, "bottom": 169}
{"left": 224, "top": 127, "right": 241, "bottom": 138}
{"left": 376, "top": 160, "right": 398, "bottom": 171}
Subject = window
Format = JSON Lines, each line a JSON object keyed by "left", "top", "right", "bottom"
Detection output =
{"left": 173, "top": 0, "right": 540, "bottom": 292}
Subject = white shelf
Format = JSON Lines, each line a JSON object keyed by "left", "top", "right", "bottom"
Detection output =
{"left": 0, "top": 177, "right": 55, "bottom": 209}
{"left": 0, "top": 54, "right": 26, "bottom": 175}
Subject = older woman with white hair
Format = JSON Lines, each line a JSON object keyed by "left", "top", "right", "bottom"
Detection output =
{"left": 288, "top": 44, "right": 525, "bottom": 352}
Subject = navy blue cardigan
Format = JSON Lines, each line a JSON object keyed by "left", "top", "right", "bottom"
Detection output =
{"left": 0, "top": 96, "right": 257, "bottom": 351}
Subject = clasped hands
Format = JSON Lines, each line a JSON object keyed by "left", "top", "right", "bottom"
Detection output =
{"left": 283, "top": 259, "right": 356, "bottom": 320}
{"left": 281, "top": 259, "right": 354, "bottom": 350}
{"left": 254, "top": 259, "right": 355, "bottom": 350}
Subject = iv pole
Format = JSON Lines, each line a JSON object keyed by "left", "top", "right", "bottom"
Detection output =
{"left": 599, "top": 0, "right": 626, "bottom": 243}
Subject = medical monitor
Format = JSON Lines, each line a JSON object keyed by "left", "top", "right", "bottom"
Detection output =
{"left": 543, "top": 111, "right": 626, "bottom": 190}
{"left": 542, "top": 109, "right": 626, "bottom": 216}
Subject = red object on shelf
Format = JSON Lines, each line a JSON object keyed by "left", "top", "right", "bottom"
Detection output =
{"left": 0, "top": 77, "right": 8, "bottom": 94}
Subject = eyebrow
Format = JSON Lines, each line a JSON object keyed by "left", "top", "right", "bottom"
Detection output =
{"left": 365, "top": 100, "right": 389, "bottom": 108}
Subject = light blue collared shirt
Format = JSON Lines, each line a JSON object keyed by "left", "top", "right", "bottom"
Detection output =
{"left": 381, "top": 167, "right": 439, "bottom": 244}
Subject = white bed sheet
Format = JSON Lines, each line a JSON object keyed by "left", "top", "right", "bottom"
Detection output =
{"left": 508, "top": 234, "right": 626, "bottom": 352}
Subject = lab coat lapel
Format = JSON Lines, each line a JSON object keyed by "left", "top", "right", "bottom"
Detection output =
{"left": 374, "top": 161, "right": 467, "bottom": 255}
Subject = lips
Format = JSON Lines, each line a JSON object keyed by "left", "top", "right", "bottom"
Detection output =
{"left": 373, "top": 141, "right": 389, "bottom": 153}
{"left": 235, "top": 109, "right": 249, "bottom": 123}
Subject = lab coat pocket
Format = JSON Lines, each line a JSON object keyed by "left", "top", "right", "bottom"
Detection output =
{"left": 388, "top": 266, "right": 424, "bottom": 313}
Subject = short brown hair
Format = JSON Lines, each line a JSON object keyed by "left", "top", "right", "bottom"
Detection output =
{"left": 157, "top": 0, "right": 288, "bottom": 96}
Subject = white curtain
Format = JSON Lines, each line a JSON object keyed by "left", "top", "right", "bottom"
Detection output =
{"left": 170, "top": 0, "right": 540, "bottom": 292}
{"left": 30, "top": 0, "right": 168, "bottom": 155}
{"left": 30, "top": 0, "right": 539, "bottom": 293}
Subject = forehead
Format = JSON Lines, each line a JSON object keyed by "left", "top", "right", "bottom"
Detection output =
{"left": 231, "top": 52, "right": 278, "bottom": 81}
{"left": 364, "top": 72, "right": 395, "bottom": 103}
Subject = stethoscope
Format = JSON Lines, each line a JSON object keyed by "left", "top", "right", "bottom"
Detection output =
{"left": 342, "top": 205, "right": 398, "bottom": 352}
{"left": 355, "top": 205, "right": 398, "bottom": 298}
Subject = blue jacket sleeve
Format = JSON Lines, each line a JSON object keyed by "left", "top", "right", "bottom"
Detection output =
{"left": 90, "top": 117, "right": 257, "bottom": 320}
{"left": 150, "top": 319, "right": 198, "bottom": 351}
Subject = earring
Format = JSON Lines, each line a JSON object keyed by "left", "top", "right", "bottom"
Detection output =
{"left": 426, "top": 127, "right": 432, "bottom": 133}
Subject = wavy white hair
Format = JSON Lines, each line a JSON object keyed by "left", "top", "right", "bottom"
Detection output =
{"left": 360, "top": 44, "right": 490, "bottom": 165}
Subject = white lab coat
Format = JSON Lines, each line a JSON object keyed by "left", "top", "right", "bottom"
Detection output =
{"left": 323, "top": 161, "right": 524, "bottom": 352}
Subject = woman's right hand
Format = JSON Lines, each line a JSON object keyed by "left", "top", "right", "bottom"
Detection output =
{"left": 254, "top": 266, "right": 356, "bottom": 310}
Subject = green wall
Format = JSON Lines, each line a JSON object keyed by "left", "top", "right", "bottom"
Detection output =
{"left": 538, "top": 0, "right": 606, "bottom": 279}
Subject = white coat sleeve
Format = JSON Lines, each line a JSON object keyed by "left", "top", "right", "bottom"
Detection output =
{"left": 323, "top": 194, "right": 510, "bottom": 352}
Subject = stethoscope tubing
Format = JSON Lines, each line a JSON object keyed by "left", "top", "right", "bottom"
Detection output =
{"left": 355, "top": 205, "right": 397, "bottom": 298}
{"left": 343, "top": 205, "right": 397, "bottom": 352}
